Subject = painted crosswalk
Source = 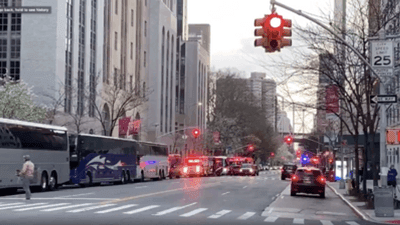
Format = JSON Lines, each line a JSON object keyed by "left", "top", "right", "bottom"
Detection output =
{"left": 0, "top": 201, "right": 361, "bottom": 224}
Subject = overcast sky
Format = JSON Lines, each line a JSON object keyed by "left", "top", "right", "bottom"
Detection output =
{"left": 187, "top": 0, "right": 338, "bottom": 134}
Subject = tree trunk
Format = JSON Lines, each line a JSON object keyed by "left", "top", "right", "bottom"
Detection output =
{"left": 355, "top": 141, "right": 360, "bottom": 192}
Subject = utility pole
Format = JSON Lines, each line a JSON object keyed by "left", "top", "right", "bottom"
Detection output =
{"left": 339, "top": 0, "right": 347, "bottom": 190}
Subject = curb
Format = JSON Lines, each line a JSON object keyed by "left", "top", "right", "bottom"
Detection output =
{"left": 327, "top": 183, "right": 390, "bottom": 224}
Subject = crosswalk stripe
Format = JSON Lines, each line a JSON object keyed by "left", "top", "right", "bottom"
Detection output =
{"left": 264, "top": 216, "right": 278, "bottom": 222}
{"left": 237, "top": 212, "right": 256, "bottom": 220}
{"left": 95, "top": 204, "right": 138, "bottom": 214}
{"left": 271, "top": 178, "right": 276, "bottom": 180}
{"left": 321, "top": 220, "right": 334, "bottom": 225}
{"left": 14, "top": 203, "right": 70, "bottom": 211}
{"left": 67, "top": 204, "right": 116, "bottom": 213}
{"left": 153, "top": 202, "right": 197, "bottom": 216}
{"left": 0, "top": 203, "right": 23, "bottom": 207}
{"left": 180, "top": 208, "right": 208, "bottom": 217}
{"left": 346, "top": 222, "right": 359, "bottom": 225}
{"left": 293, "top": 218, "right": 304, "bottom": 224}
{"left": 208, "top": 210, "right": 231, "bottom": 219}
{"left": 0, "top": 203, "right": 47, "bottom": 210}
{"left": 42, "top": 203, "right": 94, "bottom": 212}
{"left": 123, "top": 205, "right": 160, "bottom": 215}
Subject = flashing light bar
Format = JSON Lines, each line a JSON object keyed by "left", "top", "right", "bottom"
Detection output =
{"left": 188, "top": 159, "right": 200, "bottom": 163}
{"left": 146, "top": 161, "right": 157, "bottom": 164}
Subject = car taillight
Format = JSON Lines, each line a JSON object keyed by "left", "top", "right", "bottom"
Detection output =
{"left": 291, "top": 175, "right": 299, "bottom": 182}
{"left": 317, "top": 176, "right": 326, "bottom": 184}
{"left": 281, "top": 169, "right": 284, "bottom": 172}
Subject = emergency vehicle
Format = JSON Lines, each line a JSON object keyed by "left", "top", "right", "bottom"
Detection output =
{"left": 182, "top": 156, "right": 211, "bottom": 177}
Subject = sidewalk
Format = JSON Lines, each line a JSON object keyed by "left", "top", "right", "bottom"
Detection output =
{"left": 328, "top": 180, "right": 400, "bottom": 224}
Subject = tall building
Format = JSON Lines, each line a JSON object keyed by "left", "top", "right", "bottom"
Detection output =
{"left": 185, "top": 24, "right": 210, "bottom": 132}
{"left": 144, "top": 0, "right": 177, "bottom": 145}
{"left": 5, "top": 0, "right": 104, "bottom": 134}
{"left": 247, "top": 72, "right": 277, "bottom": 129}
{"left": 174, "top": 0, "right": 188, "bottom": 133}
{"left": 102, "top": 0, "right": 149, "bottom": 138}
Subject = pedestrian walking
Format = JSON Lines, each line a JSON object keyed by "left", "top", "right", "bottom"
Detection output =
{"left": 17, "top": 155, "right": 35, "bottom": 200}
{"left": 388, "top": 165, "right": 398, "bottom": 198}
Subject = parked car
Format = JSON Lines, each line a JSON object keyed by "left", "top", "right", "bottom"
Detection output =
{"left": 290, "top": 167, "right": 326, "bottom": 198}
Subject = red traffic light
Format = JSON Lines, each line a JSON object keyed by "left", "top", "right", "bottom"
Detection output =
{"left": 247, "top": 144, "right": 255, "bottom": 151}
{"left": 329, "top": 158, "right": 334, "bottom": 164}
{"left": 192, "top": 128, "right": 200, "bottom": 138}
{"left": 256, "top": 13, "right": 292, "bottom": 52}
{"left": 284, "top": 135, "right": 293, "bottom": 145}
{"left": 270, "top": 152, "right": 275, "bottom": 157}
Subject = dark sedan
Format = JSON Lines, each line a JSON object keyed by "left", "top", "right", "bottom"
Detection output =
{"left": 290, "top": 167, "right": 326, "bottom": 198}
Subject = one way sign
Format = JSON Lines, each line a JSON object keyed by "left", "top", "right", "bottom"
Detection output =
{"left": 370, "top": 95, "right": 397, "bottom": 104}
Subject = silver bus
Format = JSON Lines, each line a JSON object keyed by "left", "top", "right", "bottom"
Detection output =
{"left": 136, "top": 141, "right": 169, "bottom": 181}
{"left": 0, "top": 118, "right": 69, "bottom": 193}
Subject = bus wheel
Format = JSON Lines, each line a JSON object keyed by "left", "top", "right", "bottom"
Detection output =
{"left": 48, "top": 172, "right": 58, "bottom": 191}
{"left": 40, "top": 173, "right": 49, "bottom": 192}
{"left": 120, "top": 171, "right": 126, "bottom": 184}
{"left": 158, "top": 170, "right": 162, "bottom": 180}
{"left": 162, "top": 170, "right": 166, "bottom": 179}
{"left": 141, "top": 171, "right": 145, "bottom": 182}
{"left": 86, "top": 172, "right": 93, "bottom": 187}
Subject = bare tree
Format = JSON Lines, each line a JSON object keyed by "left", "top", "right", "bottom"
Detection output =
{"left": 87, "top": 70, "right": 151, "bottom": 136}
{"left": 254, "top": 0, "right": 399, "bottom": 193}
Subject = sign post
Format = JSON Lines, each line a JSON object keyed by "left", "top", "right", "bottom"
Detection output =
{"left": 371, "top": 36, "right": 394, "bottom": 189}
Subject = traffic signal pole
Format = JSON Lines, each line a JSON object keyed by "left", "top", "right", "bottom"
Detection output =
{"left": 270, "top": 0, "right": 388, "bottom": 189}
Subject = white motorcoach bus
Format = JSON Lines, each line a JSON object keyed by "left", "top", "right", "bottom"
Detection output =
{"left": 0, "top": 118, "right": 70, "bottom": 193}
{"left": 135, "top": 141, "right": 168, "bottom": 181}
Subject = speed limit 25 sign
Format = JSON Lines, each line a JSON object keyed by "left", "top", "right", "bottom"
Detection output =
{"left": 371, "top": 41, "right": 393, "bottom": 68}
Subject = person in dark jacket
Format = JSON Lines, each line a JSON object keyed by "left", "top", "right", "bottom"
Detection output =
{"left": 388, "top": 165, "right": 398, "bottom": 188}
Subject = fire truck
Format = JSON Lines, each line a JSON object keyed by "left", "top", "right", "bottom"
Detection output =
{"left": 182, "top": 156, "right": 212, "bottom": 177}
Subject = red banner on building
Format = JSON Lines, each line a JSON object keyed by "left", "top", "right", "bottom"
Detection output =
{"left": 128, "top": 119, "right": 141, "bottom": 135}
{"left": 326, "top": 85, "right": 339, "bottom": 114}
{"left": 387, "top": 129, "right": 399, "bottom": 145}
{"left": 119, "top": 117, "right": 131, "bottom": 136}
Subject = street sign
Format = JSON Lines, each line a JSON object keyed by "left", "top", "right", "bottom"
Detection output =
{"left": 371, "top": 41, "right": 393, "bottom": 68}
{"left": 370, "top": 95, "right": 397, "bottom": 104}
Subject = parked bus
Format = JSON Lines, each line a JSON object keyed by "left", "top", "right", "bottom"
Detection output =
{"left": 0, "top": 118, "right": 70, "bottom": 192}
{"left": 135, "top": 141, "right": 168, "bottom": 181}
{"left": 69, "top": 134, "right": 138, "bottom": 186}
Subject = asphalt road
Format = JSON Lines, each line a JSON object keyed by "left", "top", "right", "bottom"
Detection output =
{"left": 0, "top": 170, "right": 380, "bottom": 225}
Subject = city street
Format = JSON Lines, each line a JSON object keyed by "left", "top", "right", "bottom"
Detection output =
{"left": 0, "top": 171, "right": 378, "bottom": 225}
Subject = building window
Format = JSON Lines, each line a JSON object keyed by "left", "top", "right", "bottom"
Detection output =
{"left": 0, "top": 39, "right": 6, "bottom": 58}
{"left": 130, "top": 42, "right": 133, "bottom": 59}
{"left": 10, "top": 38, "right": 20, "bottom": 58}
{"left": 144, "top": 51, "right": 146, "bottom": 67}
{"left": 130, "top": 75, "right": 133, "bottom": 92}
{"left": 144, "top": 21, "right": 147, "bottom": 37}
{"left": 11, "top": 13, "right": 21, "bottom": 33}
{"left": 143, "top": 82, "right": 146, "bottom": 98}
{"left": 115, "top": 0, "right": 118, "bottom": 14}
{"left": 10, "top": 61, "right": 19, "bottom": 81}
{"left": 115, "top": 32, "right": 117, "bottom": 50}
{"left": 114, "top": 67, "right": 118, "bottom": 87}
{"left": 131, "top": 9, "right": 134, "bottom": 27}
{"left": 89, "top": 0, "right": 97, "bottom": 117}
